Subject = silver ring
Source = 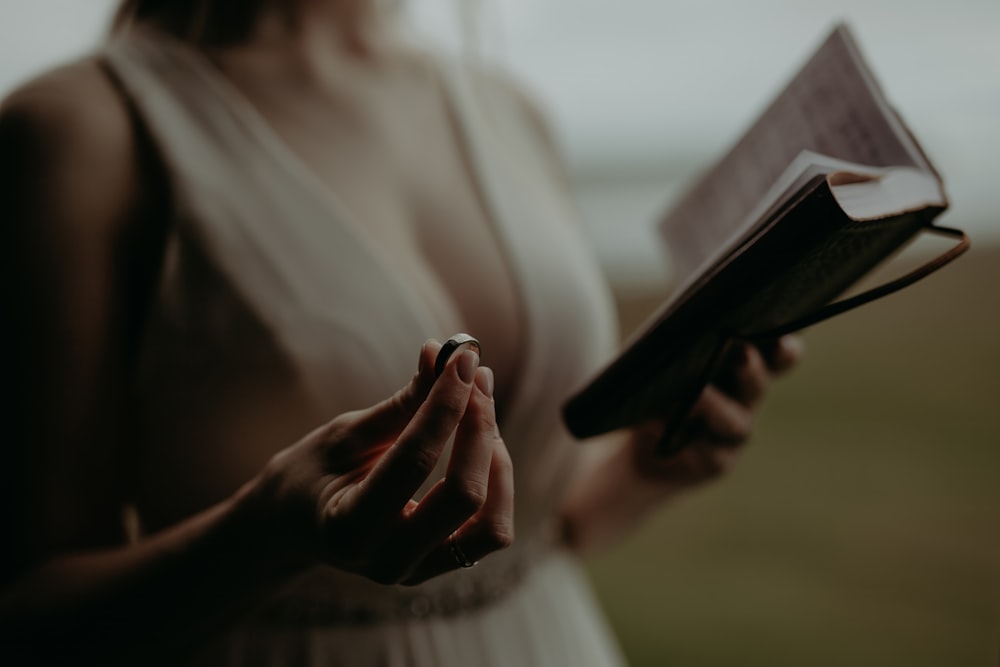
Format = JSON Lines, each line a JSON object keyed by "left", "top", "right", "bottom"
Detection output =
{"left": 448, "top": 535, "right": 477, "bottom": 568}
{"left": 434, "top": 333, "right": 482, "bottom": 378}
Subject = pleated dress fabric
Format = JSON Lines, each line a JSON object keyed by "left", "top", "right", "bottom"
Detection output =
{"left": 102, "top": 27, "right": 627, "bottom": 667}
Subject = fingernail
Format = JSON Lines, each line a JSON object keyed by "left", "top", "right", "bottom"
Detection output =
{"left": 456, "top": 349, "right": 479, "bottom": 384}
{"left": 475, "top": 366, "right": 494, "bottom": 397}
{"left": 418, "top": 340, "right": 434, "bottom": 375}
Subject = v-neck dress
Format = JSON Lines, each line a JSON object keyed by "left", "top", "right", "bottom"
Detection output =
{"left": 102, "top": 27, "right": 626, "bottom": 667}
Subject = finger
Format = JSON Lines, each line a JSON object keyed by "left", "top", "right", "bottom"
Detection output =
{"left": 688, "top": 439, "right": 743, "bottom": 479}
{"left": 357, "top": 348, "right": 480, "bottom": 517}
{"left": 423, "top": 366, "right": 498, "bottom": 522}
{"left": 714, "top": 343, "right": 771, "bottom": 407}
{"left": 403, "top": 437, "right": 515, "bottom": 585}
{"left": 741, "top": 345, "right": 771, "bottom": 405}
{"left": 372, "top": 366, "right": 499, "bottom": 579}
{"left": 689, "top": 385, "right": 754, "bottom": 446}
{"left": 757, "top": 335, "right": 805, "bottom": 374}
{"left": 348, "top": 340, "right": 442, "bottom": 447}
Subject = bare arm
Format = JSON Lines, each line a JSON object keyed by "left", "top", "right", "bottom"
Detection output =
{"left": 1, "top": 63, "right": 152, "bottom": 575}
{"left": 0, "top": 60, "right": 293, "bottom": 664}
{"left": 0, "top": 63, "right": 512, "bottom": 664}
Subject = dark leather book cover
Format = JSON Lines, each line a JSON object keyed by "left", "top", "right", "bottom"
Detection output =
{"left": 561, "top": 24, "right": 968, "bottom": 444}
{"left": 562, "top": 178, "right": 960, "bottom": 441}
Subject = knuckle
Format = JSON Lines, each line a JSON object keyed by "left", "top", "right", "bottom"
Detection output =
{"left": 389, "top": 386, "right": 414, "bottom": 420}
{"left": 474, "top": 410, "right": 494, "bottom": 434}
{"left": 711, "top": 408, "right": 751, "bottom": 444}
{"left": 744, "top": 345, "right": 767, "bottom": 373}
{"left": 714, "top": 424, "right": 743, "bottom": 444}
{"left": 482, "top": 519, "right": 515, "bottom": 551}
{"left": 467, "top": 395, "right": 496, "bottom": 429}
{"left": 725, "top": 418, "right": 752, "bottom": 443}
{"left": 401, "top": 445, "right": 440, "bottom": 480}
{"left": 442, "top": 476, "right": 488, "bottom": 515}
{"left": 741, "top": 357, "right": 768, "bottom": 385}
{"left": 703, "top": 456, "right": 726, "bottom": 478}
{"left": 325, "top": 414, "right": 351, "bottom": 435}
{"left": 493, "top": 440, "right": 513, "bottom": 470}
{"left": 322, "top": 413, "right": 358, "bottom": 443}
{"left": 427, "top": 392, "right": 468, "bottom": 427}
{"left": 698, "top": 446, "right": 738, "bottom": 479}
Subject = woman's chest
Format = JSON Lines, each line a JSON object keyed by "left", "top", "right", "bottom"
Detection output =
{"left": 117, "top": 36, "right": 620, "bottom": 533}
{"left": 226, "top": 60, "right": 526, "bottom": 403}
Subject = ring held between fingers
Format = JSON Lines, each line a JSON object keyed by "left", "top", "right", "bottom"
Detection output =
{"left": 435, "top": 333, "right": 482, "bottom": 378}
{"left": 372, "top": 362, "right": 501, "bottom": 581}
{"left": 351, "top": 345, "right": 479, "bottom": 522}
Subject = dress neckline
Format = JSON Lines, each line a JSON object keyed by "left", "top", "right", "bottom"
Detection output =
{"left": 120, "top": 26, "right": 536, "bottom": 415}
{"left": 145, "top": 30, "right": 454, "bottom": 336}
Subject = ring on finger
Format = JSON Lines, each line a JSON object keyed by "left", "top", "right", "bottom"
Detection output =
{"left": 448, "top": 534, "right": 477, "bottom": 568}
{"left": 435, "top": 333, "right": 482, "bottom": 378}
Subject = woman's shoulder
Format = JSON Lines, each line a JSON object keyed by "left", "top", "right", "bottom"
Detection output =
{"left": 1, "top": 56, "right": 133, "bottom": 157}
{"left": 464, "top": 59, "right": 551, "bottom": 130}
{"left": 0, "top": 55, "right": 147, "bottom": 236}
{"left": 459, "top": 59, "right": 572, "bottom": 183}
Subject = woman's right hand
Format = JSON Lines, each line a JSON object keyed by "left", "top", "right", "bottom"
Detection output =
{"left": 243, "top": 340, "right": 513, "bottom": 586}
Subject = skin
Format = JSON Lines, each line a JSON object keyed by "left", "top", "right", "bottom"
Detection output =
{"left": 0, "top": 0, "right": 802, "bottom": 663}
{"left": 561, "top": 338, "right": 804, "bottom": 554}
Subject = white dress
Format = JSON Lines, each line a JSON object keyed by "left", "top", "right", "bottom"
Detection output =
{"left": 103, "top": 27, "right": 627, "bottom": 667}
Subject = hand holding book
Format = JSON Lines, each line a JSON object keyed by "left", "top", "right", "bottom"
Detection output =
{"left": 562, "top": 24, "right": 969, "bottom": 447}
{"left": 633, "top": 336, "right": 804, "bottom": 465}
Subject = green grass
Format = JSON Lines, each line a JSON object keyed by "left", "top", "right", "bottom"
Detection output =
{"left": 587, "top": 242, "right": 1000, "bottom": 666}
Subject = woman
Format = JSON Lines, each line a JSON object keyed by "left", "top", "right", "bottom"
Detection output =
{"left": 0, "top": 0, "right": 802, "bottom": 664}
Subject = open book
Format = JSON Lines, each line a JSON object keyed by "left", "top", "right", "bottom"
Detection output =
{"left": 562, "top": 24, "right": 969, "bottom": 445}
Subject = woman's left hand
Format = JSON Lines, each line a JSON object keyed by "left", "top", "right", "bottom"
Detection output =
{"left": 560, "top": 335, "right": 803, "bottom": 553}
{"left": 629, "top": 335, "right": 805, "bottom": 490}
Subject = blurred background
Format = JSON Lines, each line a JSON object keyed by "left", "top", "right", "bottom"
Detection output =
{"left": 2, "top": 1, "right": 997, "bottom": 664}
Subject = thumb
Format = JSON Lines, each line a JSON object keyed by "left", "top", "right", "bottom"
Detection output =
{"left": 351, "top": 340, "right": 442, "bottom": 444}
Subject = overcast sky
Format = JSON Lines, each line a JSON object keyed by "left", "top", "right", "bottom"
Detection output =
{"left": 1, "top": 0, "right": 997, "bottom": 273}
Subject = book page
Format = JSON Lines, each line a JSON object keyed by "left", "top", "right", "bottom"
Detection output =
{"left": 661, "top": 24, "right": 933, "bottom": 283}
{"left": 740, "top": 150, "right": 943, "bottom": 234}
{"left": 831, "top": 168, "right": 944, "bottom": 220}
